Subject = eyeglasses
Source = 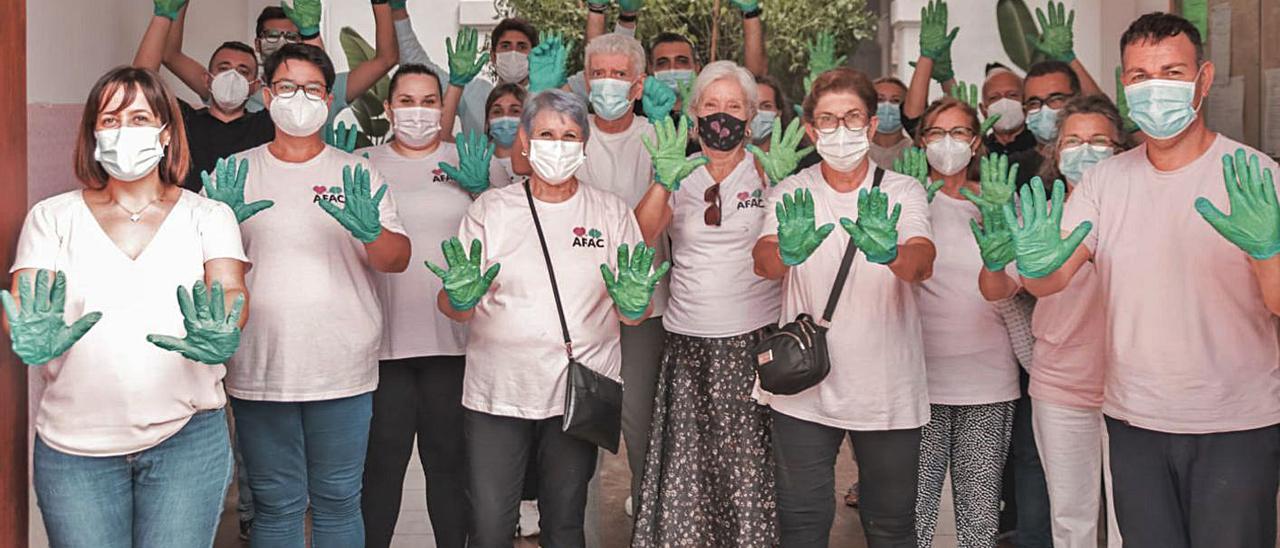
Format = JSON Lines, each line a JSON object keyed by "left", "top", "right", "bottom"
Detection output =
{"left": 1060, "top": 136, "right": 1116, "bottom": 149}
{"left": 259, "top": 29, "right": 302, "bottom": 43}
{"left": 922, "top": 126, "right": 977, "bottom": 144}
{"left": 271, "top": 80, "right": 327, "bottom": 101}
{"left": 1024, "top": 93, "right": 1073, "bottom": 111}
{"left": 704, "top": 183, "right": 722, "bottom": 226}
{"left": 812, "top": 110, "right": 869, "bottom": 134}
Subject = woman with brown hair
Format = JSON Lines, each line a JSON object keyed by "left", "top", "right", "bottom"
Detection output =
{"left": 4, "top": 66, "right": 249, "bottom": 547}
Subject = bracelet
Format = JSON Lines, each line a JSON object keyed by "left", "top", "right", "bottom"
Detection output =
{"left": 742, "top": 7, "right": 762, "bottom": 19}
{"left": 619, "top": 12, "right": 638, "bottom": 23}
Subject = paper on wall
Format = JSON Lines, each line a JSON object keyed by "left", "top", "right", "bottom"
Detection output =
{"left": 1265, "top": 68, "right": 1280, "bottom": 158}
{"left": 1205, "top": 75, "right": 1245, "bottom": 144}
{"left": 1209, "top": 3, "right": 1231, "bottom": 85}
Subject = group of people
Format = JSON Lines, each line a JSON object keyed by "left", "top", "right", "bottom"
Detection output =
{"left": 4, "top": 0, "right": 1279, "bottom": 547}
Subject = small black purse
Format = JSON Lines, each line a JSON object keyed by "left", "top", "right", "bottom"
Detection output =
{"left": 524, "top": 183, "right": 623, "bottom": 453}
{"left": 754, "top": 167, "right": 884, "bottom": 395}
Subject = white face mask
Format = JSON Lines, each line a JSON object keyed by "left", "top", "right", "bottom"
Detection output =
{"left": 210, "top": 70, "right": 251, "bottom": 112}
{"left": 94, "top": 126, "right": 166, "bottom": 182}
{"left": 269, "top": 90, "right": 329, "bottom": 137}
{"left": 391, "top": 107, "right": 443, "bottom": 147}
{"left": 986, "top": 97, "right": 1026, "bottom": 132}
{"left": 926, "top": 135, "right": 974, "bottom": 176}
{"left": 259, "top": 38, "right": 286, "bottom": 62}
{"left": 529, "top": 139, "right": 585, "bottom": 185}
{"left": 495, "top": 51, "right": 530, "bottom": 84}
{"left": 816, "top": 126, "right": 870, "bottom": 172}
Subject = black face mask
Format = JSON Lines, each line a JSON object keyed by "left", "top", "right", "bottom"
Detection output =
{"left": 697, "top": 112, "right": 747, "bottom": 151}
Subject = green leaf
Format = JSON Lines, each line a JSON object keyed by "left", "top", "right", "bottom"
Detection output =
{"left": 339, "top": 26, "right": 376, "bottom": 71}
{"left": 367, "top": 118, "right": 391, "bottom": 138}
{"left": 997, "top": 0, "right": 1041, "bottom": 72}
{"left": 356, "top": 91, "right": 385, "bottom": 118}
{"left": 355, "top": 132, "right": 374, "bottom": 150}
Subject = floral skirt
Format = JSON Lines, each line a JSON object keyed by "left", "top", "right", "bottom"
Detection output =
{"left": 630, "top": 329, "right": 779, "bottom": 547}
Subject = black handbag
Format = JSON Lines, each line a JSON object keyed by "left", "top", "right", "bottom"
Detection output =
{"left": 754, "top": 167, "right": 884, "bottom": 395}
{"left": 524, "top": 182, "right": 623, "bottom": 453}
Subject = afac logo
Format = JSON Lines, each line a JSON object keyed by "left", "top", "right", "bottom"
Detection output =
{"left": 571, "top": 226, "right": 605, "bottom": 248}
{"left": 312, "top": 185, "right": 345, "bottom": 204}
{"left": 736, "top": 188, "right": 764, "bottom": 210}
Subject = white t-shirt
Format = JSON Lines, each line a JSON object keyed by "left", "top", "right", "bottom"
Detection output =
{"left": 916, "top": 192, "right": 1021, "bottom": 406}
{"left": 224, "top": 144, "right": 407, "bottom": 402}
{"left": 663, "top": 155, "right": 780, "bottom": 337}
{"left": 361, "top": 142, "right": 471, "bottom": 359}
{"left": 762, "top": 163, "right": 934, "bottom": 430}
{"left": 12, "top": 190, "right": 247, "bottom": 456}
{"left": 489, "top": 156, "right": 524, "bottom": 190}
{"left": 459, "top": 182, "right": 644, "bottom": 419}
{"left": 1063, "top": 135, "right": 1280, "bottom": 434}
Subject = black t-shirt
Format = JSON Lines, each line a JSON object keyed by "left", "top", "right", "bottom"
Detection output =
{"left": 179, "top": 102, "right": 275, "bottom": 192}
{"left": 985, "top": 130, "right": 1043, "bottom": 188}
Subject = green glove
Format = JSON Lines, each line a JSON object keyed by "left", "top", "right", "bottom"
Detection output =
{"left": 389, "top": 0, "right": 407, "bottom": 10}
{"left": 587, "top": 0, "right": 609, "bottom": 7}
{"left": 1003, "top": 177, "right": 1092, "bottom": 278}
{"left": 919, "top": 0, "right": 959, "bottom": 61}
{"left": 641, "top": 76, "right": 677, "bottom": 123}
{"left": 893, "top": 147, "right": 943, "bottom": 202}
{"left": 439, "top": 130, "right": 494, "bottom": 194}
{"left": 153, "top": 0, "right": 188, "bottom": 20}
{"left": 1031, "top": 0, "right": 1076, "bottom": 63}
{"left": 643, "top": 116, "right": 708, "bottom": 192}
{"left": 0, "top": 271, "right": 102, "bottom": 366}
{"left": 1114, "top": 66, "right": 1139, "bottom": 134}
{"left": 961, "top": 153, "right": 1019, "bottom": 210}
{"left": 425, "top": 237, "right": 500, "bottom": 311}
{"left": 747, "top": 117, "right": 815, "bottom": 186}
{"left": 146, "top": 281, "right": 244, "bottom": 365}
{"left": 203, "top": 155, "right": 274, "bottom": 223}
{"left": 907, "top": 55, "right": 955, "bottom": 85}
{"left": 529, "top": 32, "right": 572, "bottom": 93}
{"left": 601, "top": 242, "right": 670, "bottom": 320}
{"left": 281, "top": 0, "right": 322, "bottom": 38}
{"left": 324, "top": 121, "right": 361, "bottom": 153}
{"left": 950, "top": 81, "right": 1001, "bottom": 135}
{"left": 676, "top": 78, "right": 695, "bottom": 119}
{"left": 1182, "top": 0, "right": 1208, "bottom": 46}
{"left": 777, "top": 188, "right": 835, "bottom": 266}
{"left": 1195, "top": 149, "right": 1280, "bottom": 260}
{"left": 618, "top": 0, "right": 644, "bottom": 13}
{"left": 970, "top": 204, "right": 1015, "bottom": 271}
{"left": 731, "top": 0, "right": 759, "bottom": 13}
{"left": 803, "top": 31, "right": 846, "bottom": 92}
{"left": 317, "top": 164, "right": 388, "bottom": 244}
{"left": 447, "top": 27, "right": 490, "bottom": 87}
{"left": 840, "top": 187, "right": 902, "bottom": 264}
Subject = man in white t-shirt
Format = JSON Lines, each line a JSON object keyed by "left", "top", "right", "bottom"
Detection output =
{"left": 1014, "top": 13, "right": 1280, "bottom": 547}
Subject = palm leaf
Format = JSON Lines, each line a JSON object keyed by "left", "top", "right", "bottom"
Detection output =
{"left": 996, "top": 0, "right": 1041, "bottom": 72}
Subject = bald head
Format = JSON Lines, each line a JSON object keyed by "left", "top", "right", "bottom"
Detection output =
{"left": 982, "top": 70, "right": 1023, "bottom": 107}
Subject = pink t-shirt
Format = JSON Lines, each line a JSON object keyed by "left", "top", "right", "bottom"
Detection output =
{"left": 1062, "top": 135, "right": 1280, "bottom": 434}
{"left": 1028, "top": 259, "right": 1104, "bottom": 409}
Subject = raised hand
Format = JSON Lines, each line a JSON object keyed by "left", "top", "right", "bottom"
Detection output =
{"left": 962, "top": 153, "right": 1019, "bottom": 210}
{"left": 950, "top": 81, "right": 1001, "bottom": 134}
{"left": 919, "top": 0, "right": 959, "bottom": 62}
{"left": 1114, "top": 66, "right": 1139, "bottom": 134}
{"left": 1031, "top": 0, "right": 1077, "bottom": 63}
{"left": 281, "top": 0, "right": 322, "bottom": 38}
{"left": 440, "top": 130, "right": 494, "bottom": 194}
{"left": 317, "top": 164, "right": 388, "bottom": 244}
{"left": 1181, "top": 0, "right": 1208, "bottom": 44}
{"left": 1195, "top": 149, "right": 1280, "bottom": 260}
{"left": 447, "top": 27, "right": 490, "bottom": 87}
{"left": 642, "top": 76, "right": 677, "bottom": 122}
{"left": 804, "top": 31, "right": 847, "bottom": 92}
{"left": 643, "top": 116, "right": 708, "bottom": 192}
{"left": 619, "top": 0, "right": 645, "bottom": 13}
{"left": 425, "top": 237, "right": 500, "bottom": 311}
{"left": 894, "top": 147, "right": 943, "bottom": 202}
{"left": 1004, "top": 177, "right": 1092, "bottom": 278}
{"left": 970, "top": 205, "right": 1015, "bottom": 271}
{"left": 203, "top": 156, "right": 274, "bottom": 223}
{"left": 777, "top": 188, "right": 835, "bottom": 266}
{"left": 731, "top": 0, "right": 759, "bottom": 12}
{"left": 0, "top": 271, "right": 102, "bottom": 366}
{"left": 146, "top": 281, "right": 243, "bottom": 365}
{"left": 747, "top": 118, "right": 814, "bottom": 186}
{"left": 529, "top": 32, "right": 573, "bottom": 93}
{"left": 601, "top": 242, "right": 670, "bottom": 320}
{"left": 153, "top": 0, "right": 189, "bottom": 20}
{"left": 389, "top": 0, "right": 407, "bottom": 9}
{"left": 324, "top": 121, "right": 361, "bottom": 153}
{"left": 676, "top": 78, "right": 695, "bottom": 118}
{"left": 840, "top": 187, "right": 902, "bottom": 264}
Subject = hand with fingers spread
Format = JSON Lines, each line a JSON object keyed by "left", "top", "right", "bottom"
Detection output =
{"left": 154, "top": 0, "right": 189, "bottom": 20}
{"left": 440, "top": 130, "right": 494, "bottom": 194}
{"left": 962, "top": 153, "right": 1019, "bottom": 210}
{"left": 1195, "top": 149, "right": 1280, "bottom": 260}
{"left": 1031, "top": 0, "right": 1077, "bottom": 63}
{"left": 919, "top": 0, "right": 959, "bottom": 62}
{"left": 203, "top": 156, "right": 274, "bottom": 223}
{"left": 324, "top": 122, "right": 361, "bottom": 153}
{"left": 643, "top": 116, "right": 708, "bottom": 192}
{"left": 146, "top": 281, "right": 244, "bottom": 365}
{"left": 970, "top": 205, "right": 1015, "bottom": 271}
{"left": 317, "top": 164, "right": 389, "bottom": 244}
{"left": 425, "top": 237, "right": 500, "bottom": 311}
{"left": 840, "top": 187, "right": 902, "bottom": 264}
{"left": 1004, "top": 177, "right": 1092, "bottom": 278}
{"left": 601, "top": 242, "right": 670, "bottom": 320}
{"left": 951, "top": 81, "right": 1001, "bottom": 135}
{"left": 747, "top": 118, "right": 814, "bottom": 186}
{"left": 894, "top": 147, "right": 943, "bottom": 202}
{"left": 642, "top": 76, "right": 677, "bottom": 122}
{"left": 804, "top": 31, "right": 847, "bottom": 92}
{"left": 529, "top": 32, "right": 572, "bottom": 93}
{"left": 0, "top": 271, "right": 102, "bottom": 366}
{"left": 447, "top": 27, "right": 490, "bottom": 87}
{"left": 281, "top": 0, "right": 322, "bottom": 38}
{"left": 777, "top": 188, "right": 835, "bottom": 266}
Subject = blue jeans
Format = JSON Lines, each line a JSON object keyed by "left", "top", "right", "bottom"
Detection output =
{"left": 34, "top": 408, "right": 232, "bottom": 548}
{"left": 232, "top": 393, "right": 373, "bottom": 548}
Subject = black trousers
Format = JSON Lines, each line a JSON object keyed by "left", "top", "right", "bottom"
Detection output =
{"left": 466, "top": 410, "right": 598, "bottom": 548}
{"left": 361, "top": 356, "right": 469, "bottom": 548}
{"left": 772, "top": 410, "right": 921, "bottom": 548}
{"left": 1106, "top": 417, "right": 1280, "bottom": 548}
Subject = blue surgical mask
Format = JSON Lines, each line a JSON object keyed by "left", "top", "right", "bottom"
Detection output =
{"left": 653, "top": 69, "right": 695, "bottom": 92}
{"left": 876, "top": 101, "right": 902, "bottom": 134}
{"left": 1123, "top": 70, "right": 1202, "bottom": 140}
{"left": 489, "top": 116, "right": 519, "bottom": 148}
{"left": 1057, "top": 143, "right": 1113, "bottom": 184}
{"left": 1026, "top": 106, "right": 1060, "bottom": 142}
{"left": 589, "top": 78, "right": 634, "bottom": 121}
{"left": 750, "top": 110, "right": 777, "bottom": 143}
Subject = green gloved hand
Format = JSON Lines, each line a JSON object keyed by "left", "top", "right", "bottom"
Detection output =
{"left": 203, "top": 155, "right": 274, "bottom": 223}
{"left": 324, "top": 121, "right": 361, "bottom": 153}
{"left": 281, "top": 0, "right": 322, "bottom": 38}
{"left": 1004, "top": 177, "right": 1092, "bottom": 278}
{"left": 970, "top": 204, "right": 1015, "bottom": 271}
{"left": 950, "top": 81, "right": 1001, "bottom": 134}
{"left": 840, "top": 187, "right": 902, "bottom": 264}
{"left": 1181, "top": 0, "right": 1208, "bottom": 46}
{"left": 0, "top": 271, "right": 102, "bottom": 366}
{"left": 962, "top": 153, "right": 1019, "bottom": 210}
{"left": 1031, "top": 0, "right": 1077, "bottom": 63}
{"left": 893, "top": 147, "right": 943, "bottom": 202}
{"left": 317, "top": 164, "right": 388, "bottom": 244}
{"left": 1114, "top": 66, "right": 1139, "bottom": 134}
{"left": 641, "top": 76, "right": 677, "bottom": 122}
{"left": 643, "top": 116, "right": 708, "bottom": 192}
{"left": 1195, "top": 149, "right": 1280, "bottom": 260}
{"left": 389, "top": 0, "right": 407, "bottom": 10}
{"left": 601, "top": 242, "right": 670, "bottom": 320}
{"left": 731, "top": 0, "right": 759, "bottom": 13}
{"left": 153, "top": 0, "right": 189, "bottom": 20}
{"left": 529, "top": 32, "right": 573, "bottom": 93}
{"left": 447, "top": 27, "right": 490, "bottom": 87}
{"left": 676, "top": 78, "right": 695, "bottom": 119}
{"left": 919, "top": 0, "right": 959, "bottom": 61}
{"left": 618, "top": 0, "right": 644, "bottom": 13}
{"left": 439, "top": 130, "right": 494, "bottom": 194}
{"left": 908, "top": 55, "right": 955, "bottom": 85}
{"left": 777, "top": 188, "right": 835, "bottom": 266}
{"left": 587, "top": 0, "right": 610, "bottom": 7}
{"left": 425, "top": 237, "right": 500, "bottom": 311}
{"left": 146, "top": 281, "right": 244, "bottom": 365}
{"left": 747, "top": 118, "right": 815, "bottom": 186}
{"left": 803, "top": 31, "right": 847, "bottom": 92}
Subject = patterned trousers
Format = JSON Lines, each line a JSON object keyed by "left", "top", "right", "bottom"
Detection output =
{"left": 915, "top": 401, "right": 1016, "bottom": 548}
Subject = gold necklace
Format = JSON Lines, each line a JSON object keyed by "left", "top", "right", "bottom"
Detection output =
{"left": 113, "top": 192, "right": 165, "bottom": 222}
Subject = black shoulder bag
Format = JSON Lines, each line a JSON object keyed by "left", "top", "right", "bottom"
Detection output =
{"left": 753, "top": 167, "right": 885, "bottom": 395}
{"left": 524, "top": 183, "right": 623, "bottom": 453}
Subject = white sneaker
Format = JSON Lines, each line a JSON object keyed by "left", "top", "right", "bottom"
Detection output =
{"left": 517, "top": 499, "right": 541, "bottom": 537}
{"left": 625, "top": 496, "right": 633, "bottom": 517}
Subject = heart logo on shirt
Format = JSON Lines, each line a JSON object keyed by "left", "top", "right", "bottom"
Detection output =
{"left": 432, "top": 168, "right": 445, "bottom": 177}
{"left": 588, "top": 229, "right": 602, "bottom": 239}
{"left": 328, "top": 186, "right": 343, "bottom": 194}
{"left": 737, "top": 191, "right": 750, "bottom": 201}
{"left": 752, "top": 189, "right": 762, "bottom": 198}
{"left": 313, "top": 185, "right": 327, "bottom": 194}
{"left": 572, "top": 226, "right": 606, "bottom": 248}
{"left": 573, "top": 226, "right": 586, "bottom": 236}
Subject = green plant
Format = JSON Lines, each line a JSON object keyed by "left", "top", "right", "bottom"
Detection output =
{"left": 996, "top": 0, "right": 1046, "bottom": 72}
{"left": 339, "top": 27, "right": 392, "bottom": 148}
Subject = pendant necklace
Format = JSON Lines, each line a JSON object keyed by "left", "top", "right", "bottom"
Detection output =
{"left": 114, "top": 193, "right": 164, "bottom": 222}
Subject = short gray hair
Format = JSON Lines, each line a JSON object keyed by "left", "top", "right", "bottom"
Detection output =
{"left": 585, "top": 32, "right": 646, "bottom": 77}
{"left": 521, "top": 89, "right": 591, "bottom": 141}
{"left": 689, "top": 60, "right": 757, "bottom": 115}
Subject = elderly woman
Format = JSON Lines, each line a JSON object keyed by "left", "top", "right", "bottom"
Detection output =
{"left": 430, "top": 89, "right": 665, "bottom": 548}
